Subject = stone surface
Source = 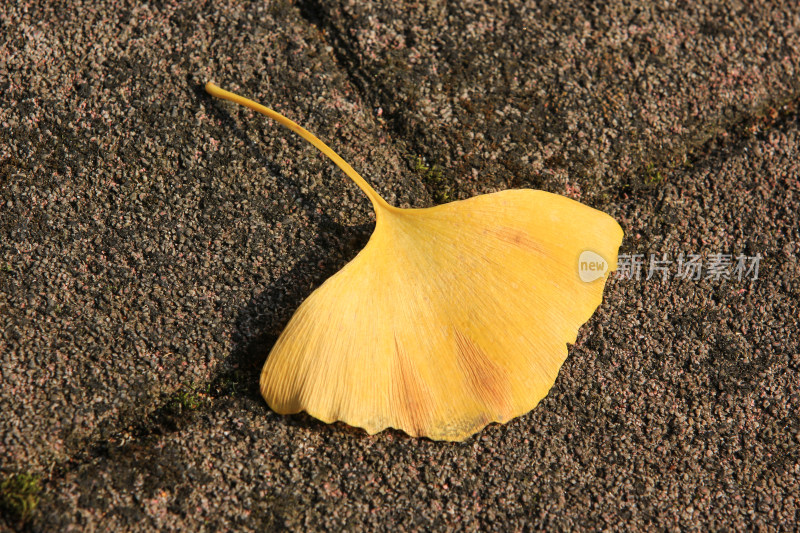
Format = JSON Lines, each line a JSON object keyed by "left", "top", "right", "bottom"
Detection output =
{"left": 1, "top": 0, "right": 798, "bottom": 530}
{"left": 309, "top": 0, "right": 800, "bottom": 200}
{"left": 26, "top": 109, "right": 800, "bottom": 532}
{"left": 0, "top": 0, "right": 427, "bottom": 474}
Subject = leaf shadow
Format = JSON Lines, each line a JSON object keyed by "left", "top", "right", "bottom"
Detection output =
{"left": 203, "top": 86, "right": 374, "bottom": 431}
{"left": 201, "top": 83, "right": 312, "bottom": 201}
{"left": 215, "top": 215, "right": 373, "bottom": 406}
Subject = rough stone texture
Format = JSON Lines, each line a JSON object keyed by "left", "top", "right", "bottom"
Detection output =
{"left": 1, "top": 0, "right": 798, "bottom": 531}
{"left": 0, "top": 0, "right": 427, "bottom": 474}
{"left": 309, "top": 0, "right": 800, "bottom": 200}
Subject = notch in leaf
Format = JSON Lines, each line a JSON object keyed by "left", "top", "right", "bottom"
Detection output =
{"left": 206, "top": 82, "right": 623, "bottom": 441}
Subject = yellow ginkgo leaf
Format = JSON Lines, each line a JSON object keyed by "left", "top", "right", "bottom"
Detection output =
{"left": 206, "top": 82, "right": 623, "bottom": 441}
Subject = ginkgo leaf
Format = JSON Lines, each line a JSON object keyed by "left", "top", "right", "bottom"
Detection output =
{"left": 206, "top": 82, "right": 623, "bottom": 441}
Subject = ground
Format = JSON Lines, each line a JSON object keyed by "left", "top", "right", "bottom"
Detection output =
{"left": 1, "top": 0, "right": 798, "bottom": 531}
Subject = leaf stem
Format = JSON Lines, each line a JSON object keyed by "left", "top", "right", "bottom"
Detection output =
{"left": 205, "top": 82, "right": 391, "bottom": 213}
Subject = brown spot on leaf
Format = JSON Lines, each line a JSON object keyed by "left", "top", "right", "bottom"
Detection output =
{"left": 454, "top": 329, "right": 512, "bottom": 420}
{"left": 391, "top": 334, "right": 431, "bottom": 436}
{"left": 486, "top": 226, "right": 545, "bottom": 255}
